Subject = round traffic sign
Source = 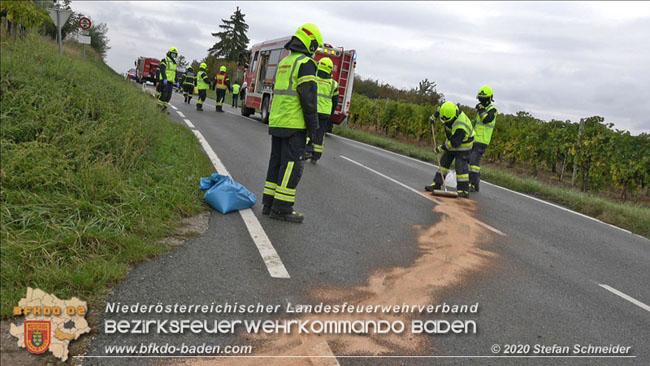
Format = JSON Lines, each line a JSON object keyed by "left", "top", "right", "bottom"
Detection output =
{"left": 79, "top": 17, "right": 92, "bottom": 30}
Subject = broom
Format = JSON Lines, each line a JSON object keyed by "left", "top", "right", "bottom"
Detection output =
{"left": 431, "top": 123, "right": 458, "bottom": 198}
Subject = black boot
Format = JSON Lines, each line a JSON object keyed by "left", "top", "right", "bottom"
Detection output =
{"left": 458, "top": 190, "right": 470, "bottom": 198}
{"left": 270, "top": 210, "right": 304, "bottom": 223}
{"left": 425, "top": 183, "right": 441, "bottom": 192}
{"left": 262, "top": 205, "right": 271, "bottom": 215}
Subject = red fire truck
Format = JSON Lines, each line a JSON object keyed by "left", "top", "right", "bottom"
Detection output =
{"left": 240, "top": 36, "right": 357, "bottom": 130}
{"left": 135, "top": 57, "right": 160, "bottom": 84}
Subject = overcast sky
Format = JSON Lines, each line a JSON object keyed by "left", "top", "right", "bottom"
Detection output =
{"left": 72, "top": 1, "right": 650, "bottom": 134}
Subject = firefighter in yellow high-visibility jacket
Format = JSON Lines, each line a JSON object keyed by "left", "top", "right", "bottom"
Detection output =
{"left": 305, "top": 57, "right": 338, "bottom": 164}
{"left": 262, "top": 23, "right": 323, "bottom": 223}
{"left": 425, "top": 102, "right": 475, "bottom": 198}
{"left": 196, "top": 63, "right": 210, "bottom": 111}
{"left": 157, "top": 47, "right": 178, "bottom": 113}
{"left": 469, "top": 86, "right": 498, "bottom": 192}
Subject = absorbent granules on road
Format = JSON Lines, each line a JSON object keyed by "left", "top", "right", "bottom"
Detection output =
{"left": 174, "top": 199, "right": 497, "bottom": 365}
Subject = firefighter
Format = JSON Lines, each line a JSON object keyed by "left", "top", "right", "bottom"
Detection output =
{"left": 231, "top": 82, "right": 240, "bottom": 108}
{"left": 215, "top": 66, "right": 231, "bottom": 112}
{"left": 262, "top": 23, "right": 323, "bottom": 223}
{"left": 469, "top": 86, "right": 497, "bottom": 192}
{"left": 196, "top": 63, "right": 210, "bottom": 111}
{"left": 183, "top": 66, "right": 197, "bottom": 104}
{"left": 305, "top": 57, "right": 338, "bottom": 164}
{"left": 157, "top": 47, "right": 178, "bottom": 113}
{"left": 424, "top": 102, "right": 475, "bottom": 198}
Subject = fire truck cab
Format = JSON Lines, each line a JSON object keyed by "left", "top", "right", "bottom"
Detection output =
{"left": 135, "top": 57, "right": 160, "bottom": 84}
{"left": 241, "top": 37, "right": 357, "bottom": 130}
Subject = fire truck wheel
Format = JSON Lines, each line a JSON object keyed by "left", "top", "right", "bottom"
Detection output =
{"left": 241, "top": 105, "right": 253, "bottom": 117}
{"left": 261, "top": 96, "right": 270, "bottom": 124}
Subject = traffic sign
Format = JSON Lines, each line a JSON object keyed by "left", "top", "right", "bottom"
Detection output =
{"left": 79, "top": 17, "right": 92, "bottom": 30}
{"left": 78, "top": 35, "right": 91, "bottom": 45}
{"left": 48, "top": 9, "right": 72, "bottom": 25}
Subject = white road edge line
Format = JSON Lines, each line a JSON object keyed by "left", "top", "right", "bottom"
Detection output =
{"left": 190, "top": 129, "right": 290, "bottom": 279}
{"left": 177, "top": 111, "right": 185, "bottom": 118}
{"left": 183, "top": 119, "right": 195, "bottom": 129}
{"left": 340, "top": 155, "right": 507, "bottom": 237}
{"left": 598, "top": 284, "right": 650, "bottom": 313}
{"left": 331, "top": 133, "right": 639, "bottom": 238}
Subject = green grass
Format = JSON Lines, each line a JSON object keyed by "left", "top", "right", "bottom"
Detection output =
{"left": 0, "top": 34, "right": 214, "bottom": 317}
{"left": 333, "top": 125, "right": 650, "bottom": 240}
{"left": 206, "top": 88, "right": 238, "bottom": 107}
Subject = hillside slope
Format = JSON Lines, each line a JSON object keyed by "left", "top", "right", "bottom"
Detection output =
{"left": 0, "top": 34, "right": 213, "bottom": 316}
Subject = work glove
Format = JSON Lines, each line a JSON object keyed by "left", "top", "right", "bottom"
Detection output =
{"left": 475, "top": 103, "right": 486, "bottom": 111}
{"left": 428, "top": 115, "right": 436, "bottom": 125}
{"left": 435, "top": 144, "right": 446, "bottom": 153}
{"left": 163, "top": 79, "right": 168, "bottom": 86}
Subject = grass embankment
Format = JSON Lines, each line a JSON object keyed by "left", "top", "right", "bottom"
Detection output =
{"left": 332, "top": 126, "right": 650, "bottom": 240}
{"left": 0, "top": 34, "right": 214, "bottom": 317}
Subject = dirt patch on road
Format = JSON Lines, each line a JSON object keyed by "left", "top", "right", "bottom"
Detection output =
{"left": 175, "top": 199, "right": 496, "bottom": 365}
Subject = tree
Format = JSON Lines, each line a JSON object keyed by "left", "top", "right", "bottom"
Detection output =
{"left": 176, "top": 54, "right": 188, "bottom": 69}
{"left": 87, "top": 21, "right": 109, "bottom": 59}
{"left": 416, "top": 78, "right": 436, "bottom": 96}
{"left": 1, "top": 0, "right": 51, "bottom": 39}
{"left": 208, "top": 6, "right": 249, "bottom": 62}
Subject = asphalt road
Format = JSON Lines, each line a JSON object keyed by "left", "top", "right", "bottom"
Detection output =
{"left": 82, "top": 87, "right": 649, "bottom": 365}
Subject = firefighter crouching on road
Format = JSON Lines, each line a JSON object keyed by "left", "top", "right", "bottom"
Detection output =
{"left": 215, "top": 66, "right": 231, "bottom": 112}
{"left": 196, "top": 63, "right": 210, "bottom": 111}
{"left": 231, "top": 82, "right": 240, "bottom": 108}
{"left": 305, "top": 57, "right": 339, "bottom": 164}
{"left": 157, "top": 47, "right": 178, "bottom": 113}
{"left": 182, "top": 66, "right": 197, "bottom": 104}
{"left": 262, "top": 23, "right": 323, "bottom": 223}
{"left": 425, "top": 102, "right": 475, "bottom": 198}
{"left": 469, "top": 86, "right": 498, "bottom": 192}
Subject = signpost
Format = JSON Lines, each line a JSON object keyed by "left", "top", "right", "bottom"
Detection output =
{"left": 78, "top": 17, "right": 92, "bottom": 60}
{"left": 48, "top": 7, "right": 73, "bottom": 56}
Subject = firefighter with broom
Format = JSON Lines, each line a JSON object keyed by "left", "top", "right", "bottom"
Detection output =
{"left": 424, "top": 102, "right": 475, "bottom": 198}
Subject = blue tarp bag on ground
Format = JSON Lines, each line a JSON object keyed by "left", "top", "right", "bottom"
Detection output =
{"left": 199, "top": 173, "right": 257, "bottom": 214}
